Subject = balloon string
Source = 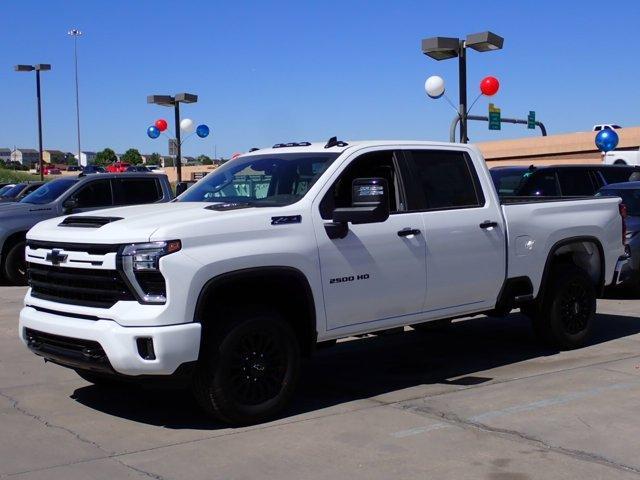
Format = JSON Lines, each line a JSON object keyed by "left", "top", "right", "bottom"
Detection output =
{"left": 467, "top": 93, "right": 483, "bottom": 115}
{"left": 442, "top": 94, "right": 460, "bottom": 116}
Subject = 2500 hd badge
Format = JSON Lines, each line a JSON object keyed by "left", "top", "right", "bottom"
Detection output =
{"left": 329, "top": 273, "right": 370, "bottom": 284}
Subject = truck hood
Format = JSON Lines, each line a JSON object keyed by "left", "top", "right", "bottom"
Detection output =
{"left": 26, "top": 202, "right": 270, "bottom": 244}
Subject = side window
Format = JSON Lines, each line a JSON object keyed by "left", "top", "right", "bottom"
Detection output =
{"left": 521, "top": 172, "right": 559, "bottom": 196}
{"left": 557, "top": 170, "right": 597, "bottom": 196}
{"left": 74, "top": 180, "right": 113, "bottom": 208}
{"left": 319, "top": 150, "right": 402, "bottom": 219}
{"left": 113, "top": 178, "right": 162, "bottom": 205}
{"left": 407, "top": 150, "right": 484, "bottom": 211}
{"left": 600, "top": 167, "right": 636, "bottom": 184}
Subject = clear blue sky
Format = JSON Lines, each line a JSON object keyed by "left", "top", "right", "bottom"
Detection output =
{"left": 3, "top": 0, "right": 640, "bottom": 158}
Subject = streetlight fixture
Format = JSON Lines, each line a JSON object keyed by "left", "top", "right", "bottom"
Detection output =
{"left": 421, "top": 31, "right": 503, "bottom": 143}
{"left": 14, "top": 63, "right": 52, "bottom": 180}
{"left": 147, "top": 93, "right": 198, "bottom": 182}
{"left": 68, "top": 28, "right": 83, "bottom": 167}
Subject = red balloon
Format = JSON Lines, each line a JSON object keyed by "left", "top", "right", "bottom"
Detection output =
{"left": 480, "top": 76, "right": 500, "bottom": 96}
{"left": 155, "top": 119, "right": 168, "bottom": 132}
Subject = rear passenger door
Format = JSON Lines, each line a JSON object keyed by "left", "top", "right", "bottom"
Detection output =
{"left": 404, "top": 149, "right": 506, "bottom": 316}
{"left": 112, "top": 177, "right": 164, "bottom": 205}
{"left": 70, "top": 179, "right": 114, "bottom": 212}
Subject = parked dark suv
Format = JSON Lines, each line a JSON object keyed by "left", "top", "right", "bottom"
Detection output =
{"left": 490, "top": 164, "right": 640, "bottom": 197}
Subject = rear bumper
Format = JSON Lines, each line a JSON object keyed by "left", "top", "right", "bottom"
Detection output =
{"left": 19, "top": 306, "right": 201, "bottom": 376}
{"left": 613, "top": 254, "right": 633, "bottom": 286}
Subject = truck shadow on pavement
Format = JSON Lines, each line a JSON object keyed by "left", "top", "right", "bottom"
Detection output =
{"left": 70, "top": 311, "right": 640, "bottom": 429}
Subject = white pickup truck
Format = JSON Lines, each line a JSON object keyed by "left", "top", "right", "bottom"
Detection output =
{"left": 19, "top": 139, "right": 629, "bottom": 425}
{"left": 603, "top": 148, "right": 640, "bottom": 166}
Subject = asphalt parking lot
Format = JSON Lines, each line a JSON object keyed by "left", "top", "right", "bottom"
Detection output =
{"left": 2, "top": 286, "right": 640, "bottom": 479}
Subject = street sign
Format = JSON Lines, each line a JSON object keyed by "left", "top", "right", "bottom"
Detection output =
{"left": 527, "top": 111, "right": 536, "bottom": 129}
{"left": 488, "top": 103, "right": 501, "bottom": 130}
{"left": 168, "top": 139, "right": 178, "bottom": 156}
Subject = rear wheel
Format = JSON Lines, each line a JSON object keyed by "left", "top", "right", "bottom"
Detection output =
{"left": 527, "top": 266, "right": 596, "bottom": 349}
{"left": 193, "top": 312, "right": 300, "bottom": 425}
{"left": 4, "top": 241, "right": 27, "bottom": 285}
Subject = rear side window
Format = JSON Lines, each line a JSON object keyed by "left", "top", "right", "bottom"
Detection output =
{"left": 520, "top": 172, "right": 559, "bottom": 196}
{"left": 557, "top": 170, "right": 597, "bottom": 196}
{"left": 74, "top": 180, "right": 113, "bottom": 208}
{"left": 600, "top": 167, "right": 639, "bottom": 184}
{"left": 407, "top": 150, "right": 484, "bottom": 210}
{"left": 113, "top": 178, "right": 162, "bottom": 205}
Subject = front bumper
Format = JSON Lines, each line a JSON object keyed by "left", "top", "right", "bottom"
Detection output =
{"left": 19, "top": 306, "right": 201, "bottom": 376}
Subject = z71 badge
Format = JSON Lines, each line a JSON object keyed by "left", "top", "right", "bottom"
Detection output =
{"left": 329, "top": 274, "right": 370, "bottom": 284}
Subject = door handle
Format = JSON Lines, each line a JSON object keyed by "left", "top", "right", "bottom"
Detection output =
{"left": 479, "top": 220, "right": 499, "bottom": 229}
{"left": 397, "top": 228, "right": 421, "bottom": 237}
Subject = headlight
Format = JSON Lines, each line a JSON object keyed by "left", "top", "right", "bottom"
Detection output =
{"left": 118, "top": 240, "right": 181, "bottom": 304}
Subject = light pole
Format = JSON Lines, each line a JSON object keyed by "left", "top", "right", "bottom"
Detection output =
{"left": 14, "top": 64, "right": 51, "bottom": 180}
{"left": 147, "top": 93, "right": 198, "bottom": 182}
{"left": 422, "top": 31, "right": 504, "bottom": 143}
{"left": 68, "top": 28, "right": 83, "bottom": 166}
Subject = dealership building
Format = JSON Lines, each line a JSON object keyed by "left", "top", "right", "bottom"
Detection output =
{"left": 477, "top": 127, "right": 640, "bottom": 166}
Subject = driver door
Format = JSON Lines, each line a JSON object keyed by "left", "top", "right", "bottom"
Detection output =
{"left": 312, "top": 149, "right": 427, "bottom": 333}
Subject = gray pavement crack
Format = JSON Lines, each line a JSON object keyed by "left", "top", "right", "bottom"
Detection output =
{"left": 398, "top": 403, "right": 640, "bottom": 476}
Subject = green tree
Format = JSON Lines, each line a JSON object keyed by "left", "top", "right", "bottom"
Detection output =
{"left": 64, "top": 152, "right": 78, "bottom": 165}
{"left": 197, "top": 154, "right": 213, "bottom": 165}
{"left": 164, "top": 157, "right": 175, "bottom": 167}
{"left": 121, "top": 148, "right": 143, "bottom": 165}
{"left": 94, "top": 148, "right": 117, "bottom": 166}
{"left": 147, "top": 152, "right": 162, "bottom": 165}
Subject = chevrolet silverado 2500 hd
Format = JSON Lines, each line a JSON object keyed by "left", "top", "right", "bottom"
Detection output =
{"left": 19, "top": 139, "right": 629, "bottom": 425}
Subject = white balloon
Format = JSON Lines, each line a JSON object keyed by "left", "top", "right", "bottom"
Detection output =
{"left": 180, "top": 118, "right": 195, "bottom": 133}
{"left": 425, "top": 75, "right": 445, "bottom": 99}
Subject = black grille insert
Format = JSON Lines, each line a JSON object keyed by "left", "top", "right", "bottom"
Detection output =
{"left": 28, "top": 263, "right": 135, "bottom": 308}
{"left": 24, "top": 328, "right": 112, "bottom": 373}
{"left": 26, "top": 240, "right": 120, "bottom": 256}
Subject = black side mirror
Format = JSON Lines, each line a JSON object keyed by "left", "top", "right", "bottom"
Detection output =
{"left": 325, "top": 177, "right": 390, "bottom": 239}
{"left": 62, "top": 197, "right": 78, "bottom": 213}
{"left": 175, "top": 181, "right": 194, "bottom": 196}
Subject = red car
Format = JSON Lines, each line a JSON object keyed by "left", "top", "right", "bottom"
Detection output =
{"left": 42, "top": 165, "right": 62, "bottom": 175}
{"left": 106, "top": 162, "right": 131, "bottom": 173}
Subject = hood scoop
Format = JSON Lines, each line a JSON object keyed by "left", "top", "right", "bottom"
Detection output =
{"left": 58, "top": 216, "right": 123, "bottom": 228}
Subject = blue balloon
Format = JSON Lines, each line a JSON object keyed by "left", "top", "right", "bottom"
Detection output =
{"left": 196, "top": 124, "right": 210, "bottom": 138}
{"left": 147, "top": 125, "right": 160, "bottom": 139}
{"left": 595, "top": 128, "right": 619, "bottom": 152}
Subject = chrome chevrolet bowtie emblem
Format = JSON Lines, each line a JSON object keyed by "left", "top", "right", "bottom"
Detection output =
{"left": 46, "top": 249, "right": 68, "bottom": 266}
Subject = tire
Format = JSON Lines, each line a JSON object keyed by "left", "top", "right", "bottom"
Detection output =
{"left": 192, "top": 312, "right": 300, "bottom": 425}
{"left": 412, "top": 319, "right": 453, "bottom": 332}
{"left": 530, "top": 265, "right": 596, "bottom": 349}
{"left": 613, "top": 160, "right": 627, "bottom": 165}
{"left": 4, "top": 240, "right": 27, "bottom": 285}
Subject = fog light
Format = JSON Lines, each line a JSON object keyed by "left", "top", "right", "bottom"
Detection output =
{"left": 136, "top": 337, "right": 156, "bottom": 360}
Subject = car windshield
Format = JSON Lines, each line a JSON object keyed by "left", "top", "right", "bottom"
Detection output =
{"left": 0, "top": 185, "right": 16, "bottom": 196}
{"left": 177, "top": 152, "right": 340, "bottom": 206}
{"left": 597, "top": 188, "right": 640, "bottom": 216}
{"left": 1, "top": 183, "right": 26, "bottom": 198}
{"left": 20, "top": 178, "right": 77, "bottom": 204}
{"left": 490, "top": 169, "right": 527, "bottom": 195}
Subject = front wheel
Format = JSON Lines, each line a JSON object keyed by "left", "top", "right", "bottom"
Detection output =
{"left": 4, "top": 241, "right": 27, "bottom": 285}
{"left": 193, "top": 313, "right": 300, "bottom": 425}
{"left": 529, "top": 266, "right": 596, "bottom": 349}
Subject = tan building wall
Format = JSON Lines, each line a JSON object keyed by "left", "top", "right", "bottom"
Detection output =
{"left": 477, "top": 127, "right": 640, "bottom": 167}
{"left": 162, "top": 165, "right": 218, "bottom": 183}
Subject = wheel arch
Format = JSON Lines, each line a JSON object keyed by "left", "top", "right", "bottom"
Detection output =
{"left": 1, "top": 231, "right": 28, "bottom": 267}
{"left": 194, "top": 266, "right": 318, "bottom": 356}
{"left": 538, "top": 236, "right": 605, "bottom": 302}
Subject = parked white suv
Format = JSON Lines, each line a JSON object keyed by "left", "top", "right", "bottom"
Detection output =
{"left": 19, "top": 138, "right": 629, "bottom": 425}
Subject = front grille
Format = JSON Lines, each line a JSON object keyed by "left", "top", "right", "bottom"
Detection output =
{"left": 24, "top": 328, "right": 112, "bottom": 373}
{"left": 28, "top": 263, "right": 135, "bottom": 308}
{"left": 26, "top": 240, "right": 120, "bottom": 256}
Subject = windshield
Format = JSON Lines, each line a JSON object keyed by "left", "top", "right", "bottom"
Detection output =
{"left": 1, "top": 183, "right": 26, "bottom": 199}
{"left": 178, "top": 152, "right": 339, "bottom": 206}
{"left": 597, "top": 188, "right": 640, "bottom": 216}
{"left": 20, "top": 178, "right": 77, "bottom": 204}
{"left": 0, "top": 185, "right": 16, "bottom": 196}
{"left": 490, "top": 169, "right": 527, "bottom": 195}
